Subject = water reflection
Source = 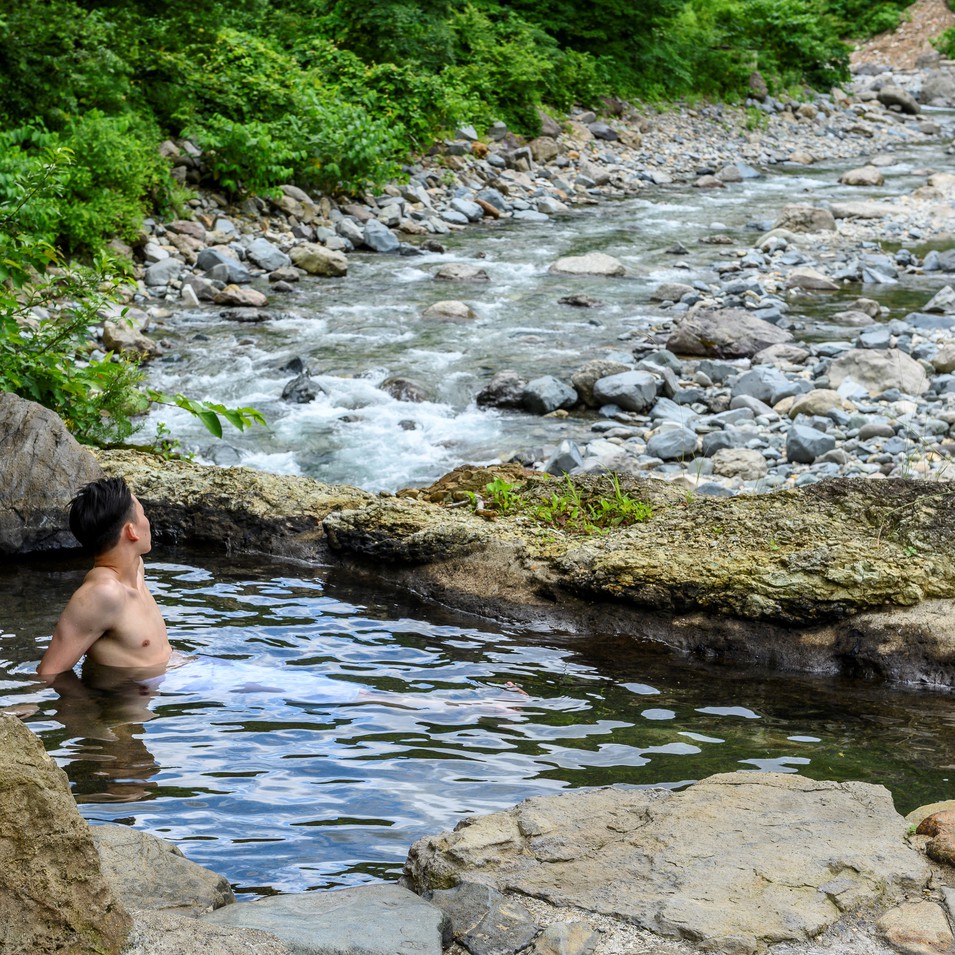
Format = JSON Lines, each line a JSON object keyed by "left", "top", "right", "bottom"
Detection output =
{"left": 0, "top": 549, "right": 952, "bottom": 896}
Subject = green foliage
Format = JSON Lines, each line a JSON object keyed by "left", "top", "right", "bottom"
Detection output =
{"left": 934, "top": 26, "right": 955, "bottom": 59}
{"left": 0, "top": 149, "right": 265, "bottom": 446}
{"left": 470, "top": 473, "right": 653, "bottom": 535}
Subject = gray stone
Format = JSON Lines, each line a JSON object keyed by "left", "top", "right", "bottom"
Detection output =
{"left": 923, "top": 286, "right": 955, "bottom": 314}
{"left": 785, "top": 267, "right": 840, "bottom": 291}
{"left": 702, "top": 429, "right": 748, "bottom": 457}
{"left": 773, "top": 204, "right": 837, "bottom": 232}
{"left": 0, "top": 394, "right": 104, "bottom": 554}
{"left": 731, "top": 367, "right": 793, "bottom": 405}
{"left": 548, "top": 253, "right": 625, "bottom": 277}
{"left": 526, "top": 922, "right": 598, "bottom": 955}
{"left": 435, "top": 264, "right": 489, "bottom": 282}
{"left": 646, "top": 426, "right": 698, "bottom": 461}
{"left": 839, "top": 165, "right": 885, "bottom": 187}
{"left": 787, "top": 424, "right": 836, "bottom": 463}
{"left": 0, "top": 715, "right": 132, "bottom": 954}
{"left": 92, "top": 825, "right": 234, "bottom": 916}
{"left": 476, "top": 371, "right": 527, "bottom": 409}
{"left": 570, "top": 360, "right": 631, "bottom": 408}
{"left": 877, "top": 85, "right": 920, "bottom": 114}
{"left": 382, "top": 377, "right": 430, "bottom": 403}
{"left": 711, "top": 448, "right": 768, "bottom": 480}
{"left": 668, "top": 308, "right": 793, "bottom": 358}
{"left": 363, "top": 219, "right": 401, "bottom": 253}
{"left": 544, "top": 440, "right": 585, "bottom": 476}
{"left": 430, "top": 882, "right": 537, "bottom": 955}
{"left": 592, "top": 370, "right": 658, "bottom": 413}
{"left": 828, "top": 348, "right": 929, "bottom": 396}
{"left": 103, "top": 321, "right": 163, "bottom": 358}
{"left": 144, "top": 257, "right": 184, "bottom": 287}
{"left": 523, "top": 376, "right": 578, "bottom": 415}
{"left": 247, "top": 238, "right": 291, "bottom": 272}
{"left": 450, "top": 198, "right": 484, "bottom": 221}
{"left": 404, "top": 774, "right": 930, "bottom": 955}
{"left": 203, "top": 884, "right": 447, "bottom": 955}
{"left": 197, "top": 248, "right": 252, "bottom": 284}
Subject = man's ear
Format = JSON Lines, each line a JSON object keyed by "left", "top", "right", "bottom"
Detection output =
{"left": 124, "top": 520, "right": 141, "bottom": 543}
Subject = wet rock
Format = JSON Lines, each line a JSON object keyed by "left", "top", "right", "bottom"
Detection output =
{"left": 364, "top": 219, "right": 401, "bottom": 253}
{"left": 523, "top": 376, "right": 577, "bottom": 415}
{"left": 281, "top": 374, "right": 325, "bottom": 404}
{"left": 382, "top": 377, "right": 430, "bottom": 403}
{"left": 548, "top": 253, "right": 625, "bottom": 277}
{"left": 435, "top": 264, "right": 490, "bottom": 282}
{"left": 667, "top": 307, "right": 794, "bottom": 358}
{"left": 92, "top": 826, "right": 234, "bottom": 915}
{"left": 422, "top": 300, "right": 477, "bottom": 321}
{"left": 0, "top": 714, "right": 132, "bottom": 954}
{"left": 558, "top": 294, "right": 604, "bottom": 308}
{"left": 289, "top": 243, "right": 348, "bottom": 276}
{"left": 476, "top": 371, "right": 527, "bottom": 409}
{"left": 651, "top": 282, "right": 696, "bottom": 302}
{"left": 0, "top": 394, "right": 104, "bottom": 554}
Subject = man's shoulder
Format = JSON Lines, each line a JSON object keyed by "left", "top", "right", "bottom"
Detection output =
{"left": 75, "top": 569, "right": 127, "bottom": 608}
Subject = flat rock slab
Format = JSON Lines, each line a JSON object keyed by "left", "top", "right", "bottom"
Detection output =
{"left": 202, "top": 884, "right": 449, "bottom": 955}
{"left": 405, "top": 774, "right": 930, "bottom": 955}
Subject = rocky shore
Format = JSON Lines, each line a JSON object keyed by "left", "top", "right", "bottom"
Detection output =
{"left": 5, "top": 710, "right": 955, "bottom": 955}
{"left": 97, "top": 51, "right": 955, "bottom": 498}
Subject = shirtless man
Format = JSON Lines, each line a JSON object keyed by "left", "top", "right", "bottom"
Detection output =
{"left": 37, "top": 476, "right": 172, "bottom": 678}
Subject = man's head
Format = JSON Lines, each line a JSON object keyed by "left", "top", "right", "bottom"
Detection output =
{"left": 69, "top": 477, "right": 136, "bottom": 555}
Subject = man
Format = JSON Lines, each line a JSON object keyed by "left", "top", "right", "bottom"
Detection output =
{"left": 37, "top": 476, "right": 172, "bottom": 677}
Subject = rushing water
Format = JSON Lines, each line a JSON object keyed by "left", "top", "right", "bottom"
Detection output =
{"left": 1, "top": 551, "right": 953, "bottom": 898}
{"left": 144, "top": 139, "right": 955, "bottom": 491}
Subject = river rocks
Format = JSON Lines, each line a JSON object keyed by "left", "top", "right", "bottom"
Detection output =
{"left": 916, "top": 810, "right": 955, "bottom": 867}
{"left": 877, "top": 901, "right": 954, "bottom": 955}
{"left": 786, "top": 266, "right": 841, "bottom": 291}
{"left": 667, "top": 307, "right": 794, "bottom": 358}
{"left": 476, "top": 370, "right": 528, "bottom": 408}
{"left": 591, "top": 369, "right": 658, "bottom": 412}
{"left": 711, "top": 447, "right": 769, "bottom": 480}
{"left": 773, "top": 204, "right": 837, "bottom": 232}
{"left": 840, "top": 164, "right": 885, "bottom": 186}
{"left": 214, "top": 284, "right": 269, "bottom": 307}
{"left": 364, "top": 218, "right": 401, "bottom": 253}
{"left": 422, "top": 300, "right": 477, "bottom": 321}
{"left": 246, "top": 238, "right": 291, "bottom": 271}
{"left": 289, "top": 243, "right": 348, "bottom": 276}
{"left": 92, "top": 825, "right": 234, "bottom": 915}
{"left": 202, "top": 884, "right": 448, "bottom": 955}
{"left": 548, "top": 252, "right": 626, "bottom": 277}
{"left": 102, "top": 318, "right": 163, "bottom": 357}
{"left": 522, "top": 376, "right": 577, "bottom": 415}
{"left": 570, "top": 359, "right": 632, "bottom": 407}
{"left": 787, "top": 424, "right": 837, "bottom": 463}
{"left": 404, "top": 773, "right": 931, "bottom": 955}
{"left": 0, "top": 394, "right": 104, "bottom": 554}
{"left": 435, "top": 263, "right": 490, "bottom": 282}
{"left": 878, "top": 84, "right": 921, "bottom": 114}
{"left": 0, "top": 714, "right": 132, "bottom": 954}
{"left": 827, "top": 348, "right": 930, "bottom": 395}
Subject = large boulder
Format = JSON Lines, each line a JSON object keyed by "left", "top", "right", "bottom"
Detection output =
{"left": 827, "top": 348, "right": 930, "bottom": 396}
{"left": 0, "top": 394, "right": 104, "bottom": 554}
{"left": 0, "top": 714, "right": 132, "bottom": 954}
{"left": 773, "top": 204, "right": 837, "bottom": 232}
{"left": 667, "top": 307, "right": 793, "bottom": 358}
{"left": 404, "top": 773, "right": 930, "bottom": 955}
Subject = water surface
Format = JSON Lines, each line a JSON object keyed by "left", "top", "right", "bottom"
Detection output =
{"left": 1, "top": 551, "right": 952, "bottom": 897}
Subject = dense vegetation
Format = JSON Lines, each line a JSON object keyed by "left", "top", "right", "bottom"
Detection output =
{"left": 0, "top": 0, "right": 919, "bottom": 253}
{"left": 0, "top": 0, "right": 922, "bottom": 445}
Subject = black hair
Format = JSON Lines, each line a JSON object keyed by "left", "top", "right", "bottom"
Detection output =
{"left": 68, "top": 477, "right": 135, "bottom": 555}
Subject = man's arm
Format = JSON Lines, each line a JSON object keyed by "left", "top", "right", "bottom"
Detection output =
{"left": 38, "top": 579, "right": 124, "bottom": 677}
